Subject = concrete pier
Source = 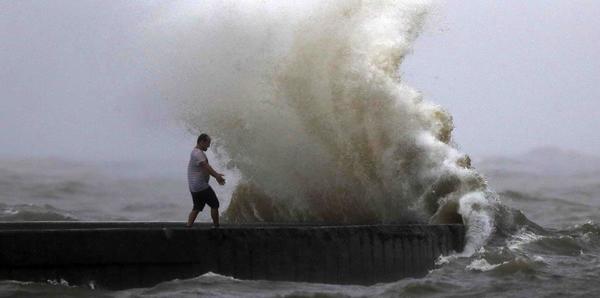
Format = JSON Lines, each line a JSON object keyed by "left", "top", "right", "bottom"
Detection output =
{"left": 0, "top": 222, "right": 465, "bottom": 289}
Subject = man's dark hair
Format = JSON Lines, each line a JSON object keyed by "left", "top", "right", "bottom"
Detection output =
{"left": 197, "top": 134, "right": 210, "bottom": 144}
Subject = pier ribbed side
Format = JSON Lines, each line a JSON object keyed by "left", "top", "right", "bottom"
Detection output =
{"left": 0, "top": 223, "right": 464, "bottom": 289}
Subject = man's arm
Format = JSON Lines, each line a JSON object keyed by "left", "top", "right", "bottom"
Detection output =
{"left": 200, "top": 161, "right": 225, "bottom": 185}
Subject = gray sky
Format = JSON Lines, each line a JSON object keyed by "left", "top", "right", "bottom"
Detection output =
{"left": 1, "top": 0, "right": 599, "bottom": 164}
{"left": 1, "top": 1, "right": 190, "bottom": 162}
{"left": 405, "top": 0, "right": 600, "bottom": 156}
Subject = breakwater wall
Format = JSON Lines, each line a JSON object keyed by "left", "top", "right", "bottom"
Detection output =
{"left": 0, "top": 222, "right": 465, "bottom": 289}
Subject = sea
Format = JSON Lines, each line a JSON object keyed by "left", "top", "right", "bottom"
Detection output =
{"left": 1, "top": 147, "right": 600, "bottom": 297}
{"left": 3, "top": 1, "right": 600, "bottom": 297}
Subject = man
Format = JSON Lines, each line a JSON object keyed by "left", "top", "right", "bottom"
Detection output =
{"left": 186, "top": 134, "right": 225, "bottom": 227}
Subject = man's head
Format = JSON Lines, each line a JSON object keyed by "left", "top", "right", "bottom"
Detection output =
{"left": 196, "top": 134, "right": 211, "bottom": 151}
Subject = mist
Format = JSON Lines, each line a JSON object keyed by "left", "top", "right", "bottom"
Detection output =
{"left": 1, "top": 0, "right": 599, "bottom": 167}
{"left": 0, "top": 1, "right": 189, "bottom": 163}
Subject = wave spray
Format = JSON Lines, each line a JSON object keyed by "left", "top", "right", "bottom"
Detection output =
{"left": 154, "top": 0, "right": 499, "bottom": 254}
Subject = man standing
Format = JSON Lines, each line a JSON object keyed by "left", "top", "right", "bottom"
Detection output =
{"left": 186, "top": 134, "right": 225, "bottom": 227}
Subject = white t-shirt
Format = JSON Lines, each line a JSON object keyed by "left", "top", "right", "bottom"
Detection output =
{"left": 187, "top": 148, "right": 210, "bottom": 192}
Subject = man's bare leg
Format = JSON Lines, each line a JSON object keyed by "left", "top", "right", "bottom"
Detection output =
{"left": 211, "top": 208, "right": 219, "bottom": 227}
{"left": 187, "top": 210, "right": 199, "bottom": 227}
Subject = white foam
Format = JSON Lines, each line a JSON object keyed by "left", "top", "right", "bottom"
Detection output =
{"left": 458, "top": 192, "right": 496, "bottom": 256}
{"left": 507, "top": 230, "right": 543, "bottom": 252}
{"left": 435, "top": 254, "right": 454, "bottom": 266}
{"left": 46, "top": 278, "right": 74, "bottom": 287}
{"left": 466, "top": 259, "right": 503, "bottom": 272}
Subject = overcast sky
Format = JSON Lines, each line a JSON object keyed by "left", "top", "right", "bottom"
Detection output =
{"left": 405, "top": 0, "right": 600, "bottom": 157}
{"left": 1, "top": 0, "right": 599, "bottom": 164}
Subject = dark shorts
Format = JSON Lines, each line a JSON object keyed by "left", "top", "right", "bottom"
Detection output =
{"left": 191, "top": 186, "right": 220, "bottom": 211}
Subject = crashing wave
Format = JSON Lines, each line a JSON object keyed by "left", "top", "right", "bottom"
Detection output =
{"left": 154, "top": 0, "right": 499, "bottom": 253}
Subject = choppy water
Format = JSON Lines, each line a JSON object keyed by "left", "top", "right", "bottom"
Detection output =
{"left": 2, "top": 149, "right": 600, "bottom": 297}
{"left": 0, "top": 159, "right": 230, "bottom": 223}
{"left": 2, "top": 0, "right": 599, "bottom": 296}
